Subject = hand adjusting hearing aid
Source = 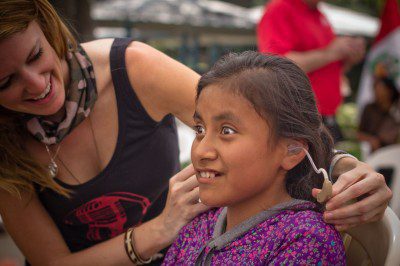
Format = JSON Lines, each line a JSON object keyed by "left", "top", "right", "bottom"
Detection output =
{"left": 288, "top": 145, "right": 333, "bottom": 203}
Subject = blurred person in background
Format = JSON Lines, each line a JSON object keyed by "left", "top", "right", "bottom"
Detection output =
{"left": 257, "top": 0, "right": 366, "bottom": 143}
{"left": 0, "top": 0, "right": 392, "bottom": 265}
{"left": 358, "top": 76, "right": 400, "bottom": 151}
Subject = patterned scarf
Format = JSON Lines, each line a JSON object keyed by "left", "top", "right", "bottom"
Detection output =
{"left": 25, "top": 44, "right": 97, "bottom": 145}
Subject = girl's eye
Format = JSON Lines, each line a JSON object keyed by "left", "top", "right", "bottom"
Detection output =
{"left": 194, "top": 125, "right": 205, "bottom": 135}
{"left": 30, "top": 48, "right": 43, "bottom": 62}
{"left": 221, "top": 126, "right": 236, "bottom": 135}
{"left": 0, "top": 77, "right": 11, "bottom": 91}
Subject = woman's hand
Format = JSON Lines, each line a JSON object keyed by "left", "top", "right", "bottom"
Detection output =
{"left": 312, "top": 160, "right": 392, "bottom": 231}
{"left": 158, "top": 164, "right": 209, "bottom": 244}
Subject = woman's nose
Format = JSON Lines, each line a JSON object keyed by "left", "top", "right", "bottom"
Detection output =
{"left": 192, "top": 136, "right": 218, "bottom": 162}
{"left": 20, "top": 67, "right": 46, "bottom": 95}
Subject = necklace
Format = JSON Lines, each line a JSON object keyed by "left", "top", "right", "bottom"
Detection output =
{"left": 45, "top": 144, "right": 61, "bottom": 178}
{"left": 44, "top": 116, "right": 101, "bottom": 185}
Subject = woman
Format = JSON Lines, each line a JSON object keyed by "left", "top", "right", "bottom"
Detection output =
{"left": 358, "top": 77, "right": 400, "bottom": 151}
{"left": 0, "top": 1, "right": 392, "bottom": 265}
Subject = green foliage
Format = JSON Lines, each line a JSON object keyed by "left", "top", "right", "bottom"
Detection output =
{"left": 335, "top": 103, "right": 362, "bottom": 159}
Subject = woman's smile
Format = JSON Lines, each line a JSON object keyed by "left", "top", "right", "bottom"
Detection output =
{"left": 0, "top": 21, "right": 67, "bottom": 116}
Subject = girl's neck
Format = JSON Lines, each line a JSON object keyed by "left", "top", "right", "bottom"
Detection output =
{"left": 225, "top": 172, "right": 292, "bottom": 232}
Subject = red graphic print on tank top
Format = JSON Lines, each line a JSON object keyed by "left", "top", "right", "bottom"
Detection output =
{"left": 64, "top": 192, "right": 151, "bottom": 241}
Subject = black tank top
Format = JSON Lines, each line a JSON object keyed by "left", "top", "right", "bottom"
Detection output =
{"left": 37, "top": 38, "right": 180, "bottom": 253}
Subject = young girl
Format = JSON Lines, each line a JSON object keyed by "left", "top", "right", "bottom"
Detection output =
{"left": 162, "top": 52, "right": 345, "bottom": 265}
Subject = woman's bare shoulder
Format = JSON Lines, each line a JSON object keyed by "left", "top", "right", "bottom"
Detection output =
{"left": 81, "top": 38, "right": 114, "bottom": 61}
{"left": 81, "top": 39, "right": 114, "bottom": 94}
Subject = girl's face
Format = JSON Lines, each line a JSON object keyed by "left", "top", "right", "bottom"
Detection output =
{"left": 191, "top": 85, "right": 288, "bottom": 208}
{"left": 0, "top": 21, "right": 67, "bottom": 116}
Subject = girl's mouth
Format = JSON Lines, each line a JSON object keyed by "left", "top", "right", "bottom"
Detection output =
{"left": 196, "top": 170, "right": 222, "bottom": 183}
{"left": 27, "top": 78, "right": 54, "bottom": 105}
{"left": 199, "top": 171, "right": 218, "bottom": 178}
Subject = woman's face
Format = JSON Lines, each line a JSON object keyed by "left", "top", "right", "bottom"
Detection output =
{"left": 191, "top": 85, "right": 287, "bottom": 208}
{"left": 0, "top": 21, "right": 67, "bottom": 116}
{"left": 374, "top": 80, "right": 392, "bottom": 107}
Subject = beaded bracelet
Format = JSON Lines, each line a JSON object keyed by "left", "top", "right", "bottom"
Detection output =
{"left": 124, "top": 227, "right": 152, "bottom": 265}
{"left": 329, "top": 152, "right": 357, "bottom": 181}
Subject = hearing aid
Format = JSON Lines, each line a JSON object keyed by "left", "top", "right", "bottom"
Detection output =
{"left": 287, "top": 145, "right": 333, "bottom": 203}
{"left": 287, "top": 144, "right": 302, "bottom": 155}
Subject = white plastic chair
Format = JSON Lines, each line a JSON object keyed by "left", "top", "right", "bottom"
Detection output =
{"left": 343, "top": 207, "right": 400, "bottom": 266}
{"left": 365, "top": 144, "right": 400, "bottom": 217}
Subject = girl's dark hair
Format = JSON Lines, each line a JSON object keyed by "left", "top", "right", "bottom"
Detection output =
{"left": 197, "top": 51, "right": 334, "bottom": 203}
{"left": 375, "top": 77, "right": 399, "bottom": 104}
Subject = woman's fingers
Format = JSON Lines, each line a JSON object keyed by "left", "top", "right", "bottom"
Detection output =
{"left": 330, "top": 161, "right": 372, "bottom": 197}
{"left": 324, "top": 203, "right": 387, "bottom": 225}
{"left": 327, "top": 162, "right": 392, "bottom": 215}
{"left": 182, "top": 175, "right": 199, "bottom": 191}
{"left": 186, "top": 186, "right": 200, "bottom": 204}
{"left": 160, "top": 167, "right": 207, "bottom": 240}
{"left": 170, "top": 174, "right": 198, "bottom": 196}
{"left": 177, "top": 187, "right": 209, "bottom": 220}
{"left": 312, "top": 159, "right": 391, "bottom": 228}
{"left": 186, "top": 187, "right": 210, "bottom": 213}
{"left": 326, "top": 172, "right": 381, "bottom": 211}
{"left": 171, "top": 164, "right": 195, "bottom": 182}
{"left": 334, "top": 211, "right": 385, "bottom": 232}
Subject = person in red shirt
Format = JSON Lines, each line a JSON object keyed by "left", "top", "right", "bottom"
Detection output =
{"left": 257, "top": 0, "right": 365, "bottom": 142}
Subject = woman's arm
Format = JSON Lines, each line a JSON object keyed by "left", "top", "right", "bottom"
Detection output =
{"left": 125, "top": 41, "right": 200, "bottom": 127}
{"left": 0, "top": 165, "right": 207, "bottom": 266}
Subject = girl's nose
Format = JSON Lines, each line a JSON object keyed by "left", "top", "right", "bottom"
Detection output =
{"left": 20, "top": 67, "right": 46, "bottom": 96}
{"left": 192, "top": 136, "right": 218, "bottom": 162}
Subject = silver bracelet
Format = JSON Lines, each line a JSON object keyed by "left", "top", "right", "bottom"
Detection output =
{"left": 329, "top": 153, "right": 357, "bottom": 181}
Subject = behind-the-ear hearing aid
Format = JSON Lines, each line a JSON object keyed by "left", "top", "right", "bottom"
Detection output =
{"left": 287, "top": 145, "right": 332, "bottom": 203}
{"left": 287, "top": 144, "right": 302, "bottom": 155}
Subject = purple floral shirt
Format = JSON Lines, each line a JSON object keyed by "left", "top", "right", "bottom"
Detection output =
{"left": 163, "top": 202, "right": 345, "bottom": 265}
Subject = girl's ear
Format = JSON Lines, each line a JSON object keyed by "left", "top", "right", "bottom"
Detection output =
{"left": 281, "top": 140, "right": 308, "bottom": 171}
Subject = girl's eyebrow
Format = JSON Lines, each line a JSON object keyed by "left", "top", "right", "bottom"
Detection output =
{"left": 213, "top": 112, "right": 240, "bottom": 123}
{"left": 193, "top": 111, "right": 240, "bottom": 123}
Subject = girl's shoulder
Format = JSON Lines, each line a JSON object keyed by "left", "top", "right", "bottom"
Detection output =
{"left": 262, "top": 207, "right": 345, "bottom": 265}
{"left": 260, "top": 203, "right": 343, "bottom": 251}
{"left": 274, "top": 205, "right": 334, "bottom": 233}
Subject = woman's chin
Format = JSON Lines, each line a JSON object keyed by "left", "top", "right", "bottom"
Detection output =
{"left": 38, "top": 90, "right": 65, "bottom": 116}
